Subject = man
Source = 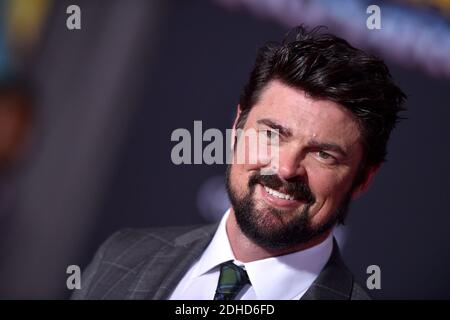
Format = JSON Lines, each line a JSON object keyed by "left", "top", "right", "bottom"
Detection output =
{"left": 73, "top": 26, "right": 406, "bottom": 300}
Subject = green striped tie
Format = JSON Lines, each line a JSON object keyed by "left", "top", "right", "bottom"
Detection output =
{"left": 214, "top": 261, "right": 251, "bottom": 300}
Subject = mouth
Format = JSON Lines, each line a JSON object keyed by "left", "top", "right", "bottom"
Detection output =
{"left": 258, "top": 183, "right": 305, "bottom": 209}
{"left": 263, "top": 185, "right": 296, "bottom": 200}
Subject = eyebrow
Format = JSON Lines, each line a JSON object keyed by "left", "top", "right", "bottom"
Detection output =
{"left": 256, "top": 118, "right": 348, "bottom": 157}
{"left": 307, "top": 139, "right": 347, "bottom": 158}
{"left": 256, "top": 118, "right": 293, "bottom": 138}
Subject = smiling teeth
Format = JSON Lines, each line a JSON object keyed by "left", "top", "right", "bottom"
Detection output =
{"left": 264, "top": 186, "right": 295, "bottom": 201}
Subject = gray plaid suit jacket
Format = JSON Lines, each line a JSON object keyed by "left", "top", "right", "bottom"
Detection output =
{"left": 71, "top": 223, "right": 371, "bottom": 300}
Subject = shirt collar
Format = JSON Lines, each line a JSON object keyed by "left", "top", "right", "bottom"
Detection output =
{"left": 193, "top": 209, "right": 236, "bottom": 277}
{"left": 193, "top": 209, "right": 334, "bottom": 300}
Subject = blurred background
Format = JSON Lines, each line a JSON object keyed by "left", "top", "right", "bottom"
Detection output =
{"left": 0, "top": 0, "right": 449, "bottom": 299}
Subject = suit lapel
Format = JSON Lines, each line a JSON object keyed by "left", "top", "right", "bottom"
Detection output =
{"left": 301, "top": 239, "right": 353, "bottom": 300}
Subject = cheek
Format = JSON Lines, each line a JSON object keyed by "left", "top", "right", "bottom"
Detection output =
{"left": 229, "top": 163, "right": 249, "bottom": 196}
{"left": 306, "top": 165, "right": 353, "bottom": 214}
{"left": 306, "top": 163, "right": 337, "bottom": 194}
{"left": 310, "top": 173, "right": 338, "bottom": 197}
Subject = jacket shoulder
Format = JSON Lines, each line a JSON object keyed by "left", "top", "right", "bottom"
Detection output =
{"left": 99, "top": 225, "right": 209, "bottom": 259}
{"left": 351, "top": 281, "right": 372, "bottom": 300}
{"left": 302, "top": 239, "right": 373, "bottom": 300}
{"left": 71, "top": 224, "right": 217, "bottom": 299}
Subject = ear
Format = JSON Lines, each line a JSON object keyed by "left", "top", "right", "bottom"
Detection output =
{"left": 351, "top": 164, "right": 381, "bottom": 199}
{"left": 230, "top": 104, "right": 242, "bottom": 150}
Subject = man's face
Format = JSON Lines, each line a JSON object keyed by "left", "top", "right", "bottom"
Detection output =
{"left": 226, "top": 79, "right": 365, "bottom": 249}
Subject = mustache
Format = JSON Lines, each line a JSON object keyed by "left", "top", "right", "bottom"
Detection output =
{"left": 249, "top": 173, "right": 316, "bottom": 204}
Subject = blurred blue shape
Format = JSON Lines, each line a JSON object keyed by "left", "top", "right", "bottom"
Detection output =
{"left": 197, "top": 175, "right": 230, "bottom": 222}
{"left": 0, "top": 0, "right": 13, "bottom": 81}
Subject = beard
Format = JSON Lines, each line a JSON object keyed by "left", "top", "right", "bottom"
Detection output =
{"left": 225, "top": 165, "right": 352, "bottom": 250}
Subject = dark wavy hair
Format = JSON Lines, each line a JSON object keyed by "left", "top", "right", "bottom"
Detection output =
{"left": 237, "top": 25, "right": 406, "bottom": 184}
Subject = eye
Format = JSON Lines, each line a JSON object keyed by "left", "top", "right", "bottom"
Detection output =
{"left": 316, "top": 150, "right": 338, "bottom": 164}
{"left": 261, "top": 129, "right": 279, "bottom": 141}
{"left": 318, "top": 151, "right": 331, "bottom": 159}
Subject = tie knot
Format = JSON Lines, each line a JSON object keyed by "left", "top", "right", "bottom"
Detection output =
{"left": 214, "top": 261, "right": 250, "bottom": 300}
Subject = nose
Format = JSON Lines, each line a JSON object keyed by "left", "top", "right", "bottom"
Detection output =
{"left": 276, "top": 147, "right": 307, "bottom": 180}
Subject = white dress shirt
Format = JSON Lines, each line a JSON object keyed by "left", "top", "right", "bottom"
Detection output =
{"left": 169, "top": 209, "right": 333, "bottom": 300}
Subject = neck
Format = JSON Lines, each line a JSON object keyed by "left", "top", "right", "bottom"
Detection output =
{"left": 226, "top": 208, "right": 332, "bottom": 263}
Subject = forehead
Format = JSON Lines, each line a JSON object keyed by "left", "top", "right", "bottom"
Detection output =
{"left": 248, "top": 80, "right": 362, "bottom": 146}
